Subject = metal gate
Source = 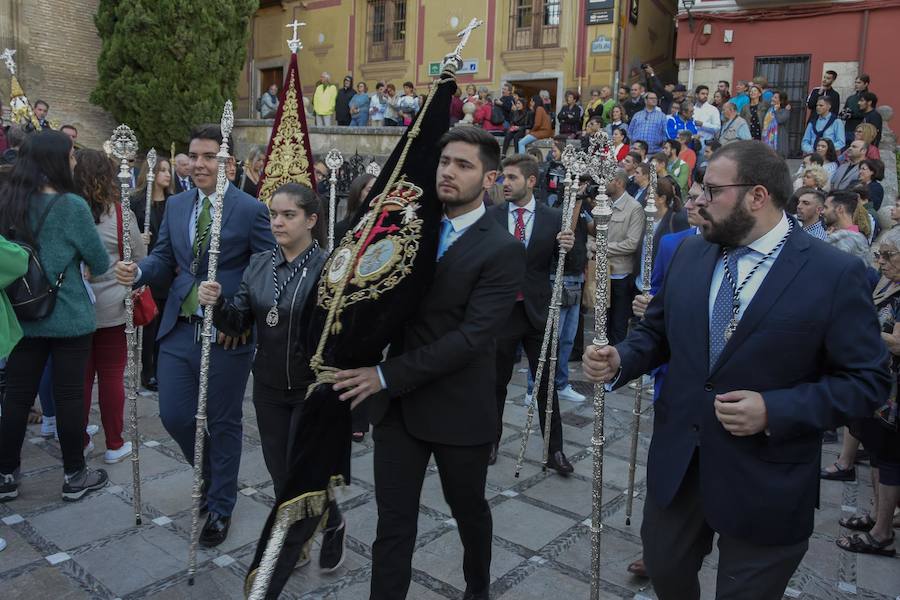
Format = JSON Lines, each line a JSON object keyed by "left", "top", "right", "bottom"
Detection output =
{"left": 754, "top": 55, "right": 810, "bottom": 158}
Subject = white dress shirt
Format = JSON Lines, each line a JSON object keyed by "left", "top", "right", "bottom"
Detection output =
{"left": 708, "top": 212, "right": 790, "bottom": 325}
{"left": 440, "top": 202, "right": 485, "bottom": 257}
{"left": 507, "top": 196, "right": 536, "bottom": 246}
{"left": 693, "top": 101, "right": 722, "bottom": 142}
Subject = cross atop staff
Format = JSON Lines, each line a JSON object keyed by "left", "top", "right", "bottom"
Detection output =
{"left": 451, "top": 18, "right": 483, "bottom": 61}
{"left": 286, "top": 20, "right": 307, "bottom": 53}
{"left": 1, "top": 48, "right": 16, "bottom": 75}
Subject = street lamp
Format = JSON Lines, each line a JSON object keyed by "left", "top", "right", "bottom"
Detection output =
{"left": 683, "top": 0, "right": 696, "bottom": 32}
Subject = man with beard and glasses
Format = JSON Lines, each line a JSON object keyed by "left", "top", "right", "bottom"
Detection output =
{"left": 581, "top": 140, "right": 889, "bottom": 599}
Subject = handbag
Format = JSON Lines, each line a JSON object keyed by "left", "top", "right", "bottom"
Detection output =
{"left": 6, "top": 194, "right": 65, "bottom": 321}
{"left": 115, "top": 203, "right": 158, "bottom": 327}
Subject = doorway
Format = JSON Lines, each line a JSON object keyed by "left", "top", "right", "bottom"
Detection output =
{"left": 259, "top": 66, "right": 284, "bottom": 100}
{"left": 754, "top": 55, "right": 810, "bottom": 158}
{"left": 508, "top": 78, "right": 560, "bottom": 114}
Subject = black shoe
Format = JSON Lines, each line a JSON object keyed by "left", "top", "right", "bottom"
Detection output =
{"left": 488, "top": 443, "right": 498, "bottom": 466}
{"left": 546, "top": 450, "right": 574, "bottom": 476}
{"left": 0, "top": 468, "right": 20, "bottom": 502}
{"left": 62, "top": 467, "right": 108, "bottom": 501}
{"left": 319, "top": 519, "right": 346, "bottom": 572}
{"left": 199, "top": 512, "right": 230, "bottom": 547}
{"left": 142, "top": 377, "right": 158, "bottom": 392}
{"left": 462, "top": 591, "right": 489, "bottom": 600}
{"left": 820, "top": 462, "right": 856, "bottom": 482}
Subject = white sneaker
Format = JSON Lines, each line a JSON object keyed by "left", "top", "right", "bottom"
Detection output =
{"left": 86, "top": 424, "right": 99, "bottom": 437}
{"left": 0, "top": 537, "right": 6, "bottom": 552}
{"left": 83, "top": 440, "right": 95, "bottom": 457}
{"left": 557, "top": 384, "right": 586, "bottom": 403}
{"left": 40, "top": 416, "right": 57, "bottom": 437}
{"left": 104, "top": 442, "right": 132, "bottom": 464}
{"left": 523, "top": 392, "right": 534, "bottom": 407}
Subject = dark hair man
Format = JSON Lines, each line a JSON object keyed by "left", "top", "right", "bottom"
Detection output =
{"left": 858, "top": 91, "right": 882, "bottom": 147}
{"left": 793, "top": 186, "right": 827, "bottom": 239}
{"left": 334, "top": 127, "right": 525, "bottom": 600}
{"left": 488, "top": 153, "right": 575, "bottom": 473}
{"left": 583, "top": 140, "right": 889, "bottom": 600}
{"left": 115, "top": 124, "right": 275, "bottom": 547}
{"left": 843, "top": 74, "right": 870, "bottom": 141}
{"left": 806, "top": 69, "right": 840, "bottom": 124}
{"left": 59, "top": 125, "right": 77, "bottom": 144}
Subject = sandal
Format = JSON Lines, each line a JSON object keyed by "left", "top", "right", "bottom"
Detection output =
{"left": 836, "top": 532, "right": 896, "bottom": 557}
{"left": 839, "top": 514, "right": 875, "bottom": 531}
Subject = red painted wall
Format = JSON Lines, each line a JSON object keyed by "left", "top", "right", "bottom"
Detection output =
{"left": 675, "top": 6, "right": 900, "bottom": 110}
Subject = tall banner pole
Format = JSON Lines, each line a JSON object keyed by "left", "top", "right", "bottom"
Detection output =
{"left": 187, "top": 101, "right": 233, "bottom": 584}
{"left": 588, "top": 135, "right": 615, "bottom": 600}
{"left": 624, "top": 161, "right": 657, "bottom": 525}
{"left": 325, "top": 149, "right": 343, "bottom": 251}
{"left": 109, "top": 125, "right": 143, "bottom": 526}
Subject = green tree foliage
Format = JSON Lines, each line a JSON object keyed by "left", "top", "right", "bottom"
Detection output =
{"left": 92, "top": 0, "right": 257, "bottom": 151}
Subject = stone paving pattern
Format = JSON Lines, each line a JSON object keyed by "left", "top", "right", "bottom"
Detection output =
{"left": 1, "top": 361, "right": 899, "bottom": 599}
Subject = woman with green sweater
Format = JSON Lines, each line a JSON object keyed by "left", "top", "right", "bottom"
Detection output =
{"left": 0, "top": 130, "right": 110, "bottom": 503}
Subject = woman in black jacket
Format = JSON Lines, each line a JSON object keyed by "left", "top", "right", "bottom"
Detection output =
{"left": 197, "top": 183, "right": 344, "bottom": 574}
{"left": 335, "top": 75, "right": 355, "bottom": 126}
{"left": 556, "top": 91, "right": 583, "bottom": 138}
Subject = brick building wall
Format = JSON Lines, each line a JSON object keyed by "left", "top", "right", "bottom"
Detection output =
{"left": 0, "top": 0, "right": 115, "bottom": 150}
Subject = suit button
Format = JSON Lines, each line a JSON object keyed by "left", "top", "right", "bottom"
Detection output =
{"left": 692, "top": 424, "right": 700, "bottom": 432}
{"left": 704, "top": 383, "right": 713, "bottom": 392}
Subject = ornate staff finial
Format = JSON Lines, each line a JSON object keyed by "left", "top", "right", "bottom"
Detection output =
{"left": 1, "top": 48, "right": 16, "bottom": 75}
{"left": 220, "top": 100, "right": 234, "bottom": 139}
{"left": 109, "top": 124, "right": 138, "bottom": 162}
{"left": 442, "top": 17, "right": 483, "bottom": 70}
{"left": 365, "top": 161, "right": 381, "bottom": 177}
{"left": 286, "top": 20, "right": 307, "bottom": 53}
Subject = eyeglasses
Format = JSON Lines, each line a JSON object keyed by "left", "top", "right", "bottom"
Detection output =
{"left": 875, "top": 251, "right": 898, "bottom": 262}
{"left": 697, "top": 182, "right": 757, "bottom": 201}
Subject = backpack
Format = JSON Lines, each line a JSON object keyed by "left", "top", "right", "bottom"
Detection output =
{"left": 490, "top": 104, "right": 505, "bottom": 126}
{"left": 6, "top": 194, "right": 66, "bottom": 321}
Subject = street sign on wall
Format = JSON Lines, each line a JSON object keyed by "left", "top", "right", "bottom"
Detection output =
{"left": 587, "top": 0, "right": 615, "bottom": 25}
{"left": 428, "top": 59, "right": 478, "bottom": 76}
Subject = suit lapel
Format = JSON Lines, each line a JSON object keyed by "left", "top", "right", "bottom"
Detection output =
{"left": 436, "top": 216, "right": 486, "bottom": 274}
{"left": 220, "top": 183, "right": 239, "bottom": 232}
{"left": 181, "top": 189, "right": 199, "bottom": 258}
{"left": 711, "top": 228, "right": 810, "bottom": 374}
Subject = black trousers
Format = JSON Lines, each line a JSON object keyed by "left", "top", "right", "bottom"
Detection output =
{"left": 253, "top": 380, "right": 341, "bottom": 598}
{"left": 502, "top": 128, "right": 526, "bottom": 156}
{"left": 370, "top": 405, "right": 492, "bottom": 600}
{"left": 0, "top": 335, "right": 92, "bottom": 474}
{"left": 494, "top": 302, "right": 563, "bottom": 453}
{"left": 642, "top": 453, "right": 808, "bottom": 600}
{"left": 608, "top": 275, "right": 635, "bottom": 346}
{"left": 140, "top": 296, "right": 165, "bottom": 383}
{"left": 351, "top": 398, "right": 370, "bottom": 435}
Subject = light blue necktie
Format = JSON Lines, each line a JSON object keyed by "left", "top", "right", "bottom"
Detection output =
{"left": 709, "top": 246, "right": 752, "bottom": 369}
{"left": 436, "top": 219, "right": 453, "bottom": 261}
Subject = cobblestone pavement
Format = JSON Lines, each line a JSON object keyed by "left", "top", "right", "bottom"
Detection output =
{"left": 1, "top": 362, "right": 899, "bottom": 599}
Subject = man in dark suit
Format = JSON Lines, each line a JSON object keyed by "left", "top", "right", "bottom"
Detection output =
{"left": 333, "top": 127, "right": 526, "bottom": 600}
{"left": 115, "top": 125, "right": 274, "bottom": 547}
{"left": 489, "top": 154, "right": 575, "bottom": 474}
{"left": 173, "top": 153, "right": 194, "bottom": 193}
{"left": 583, "top": 141, "right": 890, "bottom": 599}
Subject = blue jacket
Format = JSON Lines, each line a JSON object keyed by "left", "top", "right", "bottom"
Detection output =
{"left": 136, "top": 184, "right": 275, "bottom": 341}
{"left": 617, "top": 226, "right": 889, "bottom": 545}
{"left": 665, "top": 114, "right": 698, "bottom": 141}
